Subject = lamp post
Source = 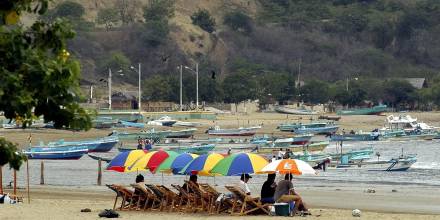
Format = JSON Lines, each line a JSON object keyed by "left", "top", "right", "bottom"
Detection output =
{"left": 130, "top": 63, "right": 142, "bottom": 112}
{"left": 346, "top": 77, "right": 359, "bottom": 91}
{"left": 108, "top": 68, "right": 112, "bottom": 110}
{"left": 178, "top": 65, "right": 183, "bottom": 111}
{"left": 184, "top": 63, "right": 199, "bottom": 110}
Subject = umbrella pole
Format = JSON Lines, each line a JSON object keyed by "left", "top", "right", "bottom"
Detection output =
{"left": 26, "top": 160, "right": 30, "bottom": 204}
{"left": 161, "top": 173, "right": 164, "bottom": 185}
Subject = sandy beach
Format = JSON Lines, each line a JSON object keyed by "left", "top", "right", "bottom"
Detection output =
{"left": 2, "top": 184, "right": 440, "bottom": 220}
{"left": 1, "top": 112, "right": 440, "bottom": 219}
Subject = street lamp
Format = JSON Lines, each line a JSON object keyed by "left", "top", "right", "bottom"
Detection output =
{"left": 177, "top": 65, "right": 183, "bottom": 111}
{"left": 130, "top": 63, "right": 142, "bottom": 112}
{"left": 346, "top": 77, "right": 359, "bottom": 92}
{"left": 184, "top": 63, "right": 199, "bottom": 110}
{"left": 107, "top": 68, "right": 123, "bottom": 111}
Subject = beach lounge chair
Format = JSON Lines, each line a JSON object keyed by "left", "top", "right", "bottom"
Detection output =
{"left": 171, "top": 184, "right": 198, "bottom": 213}
{"left": 225, "top": 185, "right": 270, "bottom": 216}
{"left": 106, "top": 184, "right": 134, "bottom": 210}
{"left": 199, "top": 183, "right": 234, "bottom": 214}
{"left": 185, "top": 180, "right": 211, "bottom": 212}
{"left": 157, "top": 185, "right": 181, "bottom": 212}
{"left": 145, "top": 184, "right": 168, "bottom": 211}
{"left": 130, "top": 184, "right": 160, "bottom": 211}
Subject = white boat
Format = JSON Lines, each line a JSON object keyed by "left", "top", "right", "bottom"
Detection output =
{"left": 206, "top": 126, "right": 261, "bottom": 136}
{"left": 382, "top": 115, "right": 438, "bottom": 133}
{"left": 146, "top": 116, "right": 177, "bottom": 127}
{"left": 173, "top": 121, "right": 203, "bottom": 127}
{"left": 275, "top": 106, "right": 318, "bottom": 115}
{"left": 330, "top": 155, "right": 417, "bottom": 171}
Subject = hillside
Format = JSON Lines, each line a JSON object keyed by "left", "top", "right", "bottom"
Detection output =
{"left": 34, "top": 0, "right": 440, "bottom": 108}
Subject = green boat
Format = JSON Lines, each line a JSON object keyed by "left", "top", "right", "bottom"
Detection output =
{"left": 337, "top": 105, "right": 388, "bottom": 115}
{"left": 168, "top": 144, "right": 216, "bottom": 155}
{"left": 278, "top": 121, "right": 337, "bottom": 132}
{"left": 114, "top": 129, "right": 170, "bottom": 142}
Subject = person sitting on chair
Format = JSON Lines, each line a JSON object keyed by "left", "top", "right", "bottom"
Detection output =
{"left": 238, "top": 173, "right": 252, "bottom": 195}
{"left": 260, "top": 173, "right": 277, "bottom": 204}
{"left": 274, "top": 174, "right": 309, "bottom": 216}
{"left": 182, "top": 174, "right": 198, "bottom": 194}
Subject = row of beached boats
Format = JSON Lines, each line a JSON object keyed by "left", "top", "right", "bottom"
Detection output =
{"left": 274, "top": 104, "right": 388, "bottom": 116}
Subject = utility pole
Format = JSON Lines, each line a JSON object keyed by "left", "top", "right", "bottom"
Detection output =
{"left": 108, "top": 68, "right": 112, "bottom": 110}
{"left": 196, "top": 62, "right": 199, "bottom": 110}
{"left": 180, "top": 65, "right": 183, "bottom": 111}
{"left": 138, "top": 63, "right": 141, "bottom": 112}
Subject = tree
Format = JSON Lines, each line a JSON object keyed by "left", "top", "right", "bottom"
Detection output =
{"left": 98, "top": 51, "right": 131, "bottom": 74}
{"left": 0, "top": 0, "right": 91, "bottom": 194}
{"left": 143, "top": 0, "right": 175, "bottom": 21}
{"left": 223, "top": 11, "right": 253, "bottom": 34}
{"left": 191, "top": 9, "right": 216, "bottom": 33}
{"left": 301, "top": 79, "right": 330, "bottom": 104}
{"left": 52, "top": 1, "right": 85, "bottom": 19}
{"left": 97, "top": 8, "right": 119, "bottom": 31}
{"left": 382, "top": 79, "right": 415, "bottom": 108}
{"left": 115, "top": 0, "right": 139, "bottom": 25}
{"left": 142, "top": 75, "right": 179, "bottom": 102}
{"left": 222, "top": 71, "right": 256, "bottom": 104}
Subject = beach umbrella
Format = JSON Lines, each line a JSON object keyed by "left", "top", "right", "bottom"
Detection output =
{"left": 157, "top": 153, "right": 199, "bottom": 174}
{"left": 210, "top": 153, "right": 269, "bottom": 176}
{"left": 128, "top": 150, "right": 178, "bottom": 173}
{"left": 106, "top": 150, "right": 148, "bottom": 172}
{"left": 180, "top": 153, "right": 224, "bottom": 176}
{"left": 260, "top": 159, "right": 316, "bottom": 175}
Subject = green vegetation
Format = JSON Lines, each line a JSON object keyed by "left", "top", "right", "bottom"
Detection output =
{"left": 223, "top": 11, "right": 253, "bottom": 34}
{"left": 191, "top": 9, "right": 216, "bottom": 33}
{"left": 96, "top": 8, "right": 119, "bottom": 31}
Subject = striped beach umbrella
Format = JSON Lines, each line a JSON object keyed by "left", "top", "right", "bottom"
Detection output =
{"left": 106, "top": 150, "right": 148, "bottom": 172}
{"left": 260, "top": 159, "right": 316, "bottom": 175}
{"left": 180, "top": 153, "right": 224, "bottom": 176}
{"left": 128, "top": 150, "right": 178, "bottom": 173}
{"left": 210, "top": 153, "right": 269, "bottom": 176}
{"left": 157, "top": 153, "right": 199, "bottom": 174}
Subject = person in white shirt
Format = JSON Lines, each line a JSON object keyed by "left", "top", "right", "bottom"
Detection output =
{"left": 238, "top": 173, "right": 252, "bottom": 195}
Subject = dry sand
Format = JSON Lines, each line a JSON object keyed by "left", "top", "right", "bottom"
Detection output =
{"left": 1, "top": 185, "right": 440, "bottom": 220}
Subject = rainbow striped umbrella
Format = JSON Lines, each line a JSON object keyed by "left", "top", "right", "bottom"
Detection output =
{"left": 180, "top": 153, "right": 224, "bottom": 176}
{"left": 157, "top": 153, "right": 199, "bottom": 174}
{"left": 260, "top": 159, "right": 316, "bottom": 175}
{"left": 106, "top": 150, "right": 148, "bottom": 172}
{"left": 210, "top": 153, "right": 268, "bottom": 176}
{"left": 128, "top": 150, "right": 179, "bottom": 173}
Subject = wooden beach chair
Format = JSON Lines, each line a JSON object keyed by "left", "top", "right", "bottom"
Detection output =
{"left": 171, "top": 184, "right": 198, "bottom": 213}
{"left": 106, "top": 184, "right": 134, "bottom": 210}
{"left": 224, "top": 185, "right": 270, "bottom": 216}
{"left": 185, "top": 180, "right": 211, "bottom": 213}
{"left": 157, "top": 185, "right": 181, "bottom": 212}
{"left": 199, "top": 183, "right": 234, "bottom": 214}
{"left": 130, "top": 184, "right": 161, "bottom": 211}
{"left": 145, "top": 184, "right": 168, "bottom": 211}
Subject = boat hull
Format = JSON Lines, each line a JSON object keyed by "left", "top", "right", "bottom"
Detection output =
{"left": 330, "top": 134, "right": 380, "bottom": 141}
{"left": 166, "top": 129, "right": 197, "bottom": 138}
{"left": 331, "top": 157, "right": 416, "bottom": 171}
{"left": 24, "top": 146, "right": 88, "bottom": 160}
{"left": 275, "top": 106, "right": 317, "bottom": 115}
{"left": 337, "top": 105, "right": 388, "bottom": 115}
{"left": 207, "top": 127, "right": 259, "bottom": 136}
{"left": 169, "top": 144, "right": 216, "bottom": 155}
{"left": 256, "top": 141, "right": 329, "bottom": 154}
{"left": 294, "top": 126, "right": 339, "bottom": 135}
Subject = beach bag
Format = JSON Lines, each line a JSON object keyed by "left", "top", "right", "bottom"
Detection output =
{"left": 0, "top": 194, "right": 16, "bottom": 204}
{"left": 98, "top": 209, "right": 119, "bottom": 218}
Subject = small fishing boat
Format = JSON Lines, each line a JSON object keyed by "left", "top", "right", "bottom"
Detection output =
{"left": 273, "top": 134, "right": 314, "bottom": 146}
{"left": 119, "top": 120, "right": 146, "bottom": 128}
{"left": 274, "top": 106, "right": 318, "bottom": 115}
{"left": 173, "top": 121, "right": 203, "bottom": 127}
{"left": 332, "top": 155, "right": 417, "bottom": 171}
{"left": 337, "top": 104, "right": 388, "bottom": 115}
{"left": 88, "top": 153, "right": 112, "bottom": 162}
{"left": 206, "top": 126, "right": 261, "bottom": 136}
{"left": 256, "top": 141, "right": 329, "bottom": 154}
{"left": 330, "top": 132, "right": 380, "bottom": 141}
{"left": 46, "top": 136, "right": 119, "bottom": 152}
{"left": 92, "top": 117, "right": 118, "bottom": 129}
{"left": 278, "top": 121, "right": 337, "bottom": 132}
{"left": 147, "top": 116, "right": 177, "bottom": 127}
{"left": 169, "top": 144, "right": 216, "bottom": 155}
{"left": 318, "top": 115, "right": 341, "bottom": 121}
{"left": 166, "top": 128, "right": 197, "bottom": 138}
{"left": 23, "top": 146, "right": 88, "bottom": 160}
{"left": 294, "top": 124, "right": 339, "bottom": 135}
{"left": 113, "top": 129, "right": 170, "bottom": 142}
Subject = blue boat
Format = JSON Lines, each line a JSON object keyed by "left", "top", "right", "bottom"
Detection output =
{"left": 294, "top": 125, "right": 339, "bottom": 135}
{"left": 330, "top": 132, "right": 380, "bottom": 141}
{"left": 23, "top": 146, "right": 88, "bottom": 160}
{"left": 46, "top": 136, "right": 119, "bottom": 152}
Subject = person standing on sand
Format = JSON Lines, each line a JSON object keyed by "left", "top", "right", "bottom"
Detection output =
{"left": 274, "top": 174, "right": 309, "bottom": 216}
{"left": 238, "top": 174, "right": 252, "bottom": 195}
{"left": 137, "top": 137, "right": 143, "bottom": 150}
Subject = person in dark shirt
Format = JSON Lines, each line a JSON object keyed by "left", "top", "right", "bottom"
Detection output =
{"left": 260, "top": 173, "right": 277, "bottom": 204}
{"left": 181, "top": 174, "right": 198, "bottom": 194}
{"left": 133, "top": 174, "right": 145, "bottom": 195}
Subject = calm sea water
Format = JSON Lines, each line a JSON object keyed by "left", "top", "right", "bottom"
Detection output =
{"left": 2, "top": 139, "right": 440, "bottom": 190}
